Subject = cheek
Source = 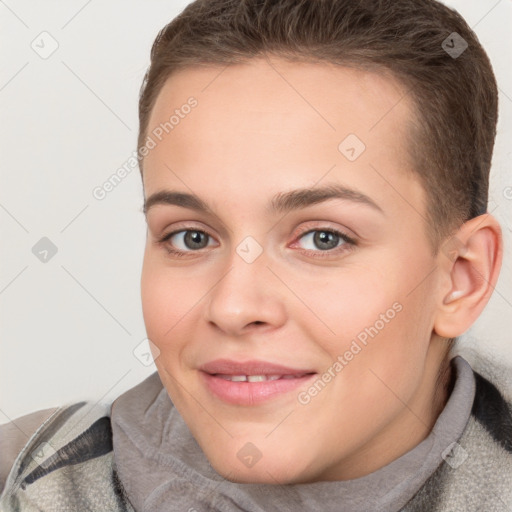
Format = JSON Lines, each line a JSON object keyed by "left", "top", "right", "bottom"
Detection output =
{"left": 299, "top": 266, "right": 401, "bottom": 344}
{"left": 345, "top": 286, "right": 433, "bottom": 407}
{"left": 140, "top": 259, "right": 168, "bottom": 341}
{"left": 140, "top": 253, "right": 200, "bottom": 353}
{"left": 301, "top": 257, "right": 433, "bottom": 376}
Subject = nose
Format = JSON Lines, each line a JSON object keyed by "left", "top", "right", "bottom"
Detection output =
{"left": 203, "top": 247, "right": 287, "bottom": 337}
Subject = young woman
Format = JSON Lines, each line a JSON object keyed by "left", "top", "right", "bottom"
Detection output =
{"left": 2, "top": 1, "right": 511, "bottom": 510}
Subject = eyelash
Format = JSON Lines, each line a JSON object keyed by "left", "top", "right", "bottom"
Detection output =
{"left": 156, "top": 226, "right": 357, "bottom": 259}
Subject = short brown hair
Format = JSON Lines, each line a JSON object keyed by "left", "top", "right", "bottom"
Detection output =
{"left": 137, "top": 0, "right": 498, "bottom": 252}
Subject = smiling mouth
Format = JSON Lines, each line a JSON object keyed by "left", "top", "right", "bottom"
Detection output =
{"left": 200, "top": 371, "right": 317, "bottom": 405}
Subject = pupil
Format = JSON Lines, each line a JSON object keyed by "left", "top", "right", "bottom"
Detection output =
{"left": 314, "top": 231, "right": 338, "bottom": 250}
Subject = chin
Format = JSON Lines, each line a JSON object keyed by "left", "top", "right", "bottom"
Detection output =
{"left": 206, "top": 451, "right": 314, "bottom": 485}
{"left": 216, "top": 466, "right": 298, "bottom": 485}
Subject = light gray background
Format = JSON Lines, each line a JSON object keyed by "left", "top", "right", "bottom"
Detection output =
{"left": 1, "top": 0, "right": 511, "bottom": 421}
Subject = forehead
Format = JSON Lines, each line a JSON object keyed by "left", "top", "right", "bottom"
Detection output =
{"left": 143, "top": 57, "right": 425, "bottom": 222}
{"left": 146, "top": 57, "right": 413, "bottom": 142}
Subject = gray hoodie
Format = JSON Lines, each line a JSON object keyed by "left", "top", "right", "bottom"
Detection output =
{"left": 1, "top": 354, "right": 511, "bottom": 511}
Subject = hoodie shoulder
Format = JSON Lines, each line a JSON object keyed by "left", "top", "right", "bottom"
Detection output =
{"left": 0, "top": 407, "right": 59, "bottom": 494}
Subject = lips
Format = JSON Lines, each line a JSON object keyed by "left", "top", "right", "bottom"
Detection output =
{"left": 200, "top": 359, "right": 315, "bottom": 376}
{"left": 199, "top": 359, "right": 317, "bottom": 405}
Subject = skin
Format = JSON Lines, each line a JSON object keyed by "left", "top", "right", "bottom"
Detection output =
{"left": 140, "top": 56, "right": 502, "bottom": 484}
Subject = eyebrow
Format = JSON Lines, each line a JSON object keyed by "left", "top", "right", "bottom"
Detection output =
{"left": 143, "top": 183, "right": 384, "bottom": 216}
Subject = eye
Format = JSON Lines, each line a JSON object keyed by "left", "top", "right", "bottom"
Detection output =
{"left": 156, "top": 226, "right": 356, "bottom": 259}
{"left": 158, "top": 229, "right": 215, "bottom": 255}
{"left": 294, "top": 228, "right": 356, "bottom": 255}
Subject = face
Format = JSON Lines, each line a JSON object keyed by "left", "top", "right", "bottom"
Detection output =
{"left": 140, "top": 57, "right": 448, "bottom": 484}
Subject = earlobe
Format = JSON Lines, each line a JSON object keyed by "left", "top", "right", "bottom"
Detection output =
{"left": 434, "top": 214, "right": 503, "bottom": 338}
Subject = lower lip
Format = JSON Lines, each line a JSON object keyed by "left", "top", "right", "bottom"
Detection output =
{"left": 200, "top": 371, "right": 317, "bottom": 405}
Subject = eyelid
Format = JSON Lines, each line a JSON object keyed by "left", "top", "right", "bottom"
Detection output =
{"left": 157, "top": 226, "right": 217, "bottom": 247}
{"left": 155, "top": 220, "right": 215, "bottom": 240}
{"left": 292, "top": 223, "right": 357, "bottom": 244}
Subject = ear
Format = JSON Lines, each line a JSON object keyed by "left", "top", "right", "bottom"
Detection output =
{"left": 433, "top": 213, "right": 503, "bottom": 338}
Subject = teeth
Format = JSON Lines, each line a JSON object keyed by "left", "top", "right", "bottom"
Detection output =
{"left": 230, "top": 375, "right": 248, "bottom": 382}
{"left": 248, "top": 375, "right": 269, "bottom": 382}
{"left": 216, "top": 374, "right": 303, "bottom": 382}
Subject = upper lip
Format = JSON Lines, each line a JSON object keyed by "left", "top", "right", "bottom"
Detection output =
{"left": 200, "top": 359, "right": 316, "bottom": 376}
